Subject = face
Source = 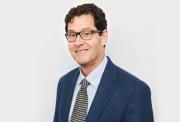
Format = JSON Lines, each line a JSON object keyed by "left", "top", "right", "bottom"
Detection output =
{"left": 67, "top": 14, "right": 108, "bottom": 69}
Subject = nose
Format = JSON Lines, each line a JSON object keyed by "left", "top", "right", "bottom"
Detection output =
{"left": 74, "top": 34, "right": 84, "bottom": 45}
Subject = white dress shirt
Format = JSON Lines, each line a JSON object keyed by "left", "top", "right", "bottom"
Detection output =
{"left": 68, "top": 56, "right": 108, "bottom": 121}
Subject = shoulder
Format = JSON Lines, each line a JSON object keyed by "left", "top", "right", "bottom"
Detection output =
{"left": 107, "top": 57, "right": 151, "bottom": 93}
{"left": 60, "top": 67, "right": 79, "bottom": 80}
{"left": 57, "top": 67, "right": 79, "bottom": 86}
{"left": 118, "top": 65, "right": 150, "bottom": 89}
{"left": 107, "top": 64, "right": 152, "bottom": 105}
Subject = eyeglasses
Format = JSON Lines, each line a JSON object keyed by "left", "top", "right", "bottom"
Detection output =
{"left": 65, "top": 30, "right": 102, "bottom": 42}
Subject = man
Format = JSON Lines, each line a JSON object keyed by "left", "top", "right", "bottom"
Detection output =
{"left": 54, "top": 3, "right": 154, "bottom": 122}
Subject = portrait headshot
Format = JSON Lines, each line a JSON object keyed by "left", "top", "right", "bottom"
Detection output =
{"left": 1, "top": 0, "right": 180, "bottom": 122}
{"left": 54, "top": 3, "right": 154, "bottom": 122}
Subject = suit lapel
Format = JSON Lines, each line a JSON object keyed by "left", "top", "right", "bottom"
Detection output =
{"left": 60, "top": 68, "right": 79, "bottom": 122}
{"left": 86, "top": 57, "right": 118, "bottom": 122}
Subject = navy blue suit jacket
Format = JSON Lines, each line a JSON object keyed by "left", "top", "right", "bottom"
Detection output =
{"left": 54, "top": 57, "right": 154, "bottom": 122}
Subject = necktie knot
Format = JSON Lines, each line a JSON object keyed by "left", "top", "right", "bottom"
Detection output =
{"left": 80, "top": 78, "right": 90, "bottom": 87}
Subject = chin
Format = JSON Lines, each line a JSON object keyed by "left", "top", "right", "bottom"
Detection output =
{"left": 75, "top": 58, "right": 89, "bottom": 66}
{"left": 77, "top": 60, "right": 88, "bottom": 66}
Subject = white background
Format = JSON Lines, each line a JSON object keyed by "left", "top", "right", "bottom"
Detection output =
{"left": 0, "top": 0, "right": 180, "bottom": 122}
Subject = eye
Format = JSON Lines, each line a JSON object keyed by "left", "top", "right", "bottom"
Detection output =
{"left": 81, "top": 31, "right": 91, "bottom": 37}
{"left": 68, "top": 32, "right": 76, "bottom": 37}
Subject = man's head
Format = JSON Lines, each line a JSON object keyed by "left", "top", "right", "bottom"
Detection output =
{"left": 65, "top": 3, "right": 108, "bottom": 75}
{"left": 65, "top": 3, "right": 107, "bottom": 34}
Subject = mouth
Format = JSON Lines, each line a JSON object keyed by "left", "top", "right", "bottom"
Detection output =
{"left": 75, "top": 49, "right": 88, "bottom": 54}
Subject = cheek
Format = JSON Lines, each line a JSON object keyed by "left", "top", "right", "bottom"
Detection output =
{"left": 68, "top": 44, "right": 73, "bottom": 51}
{"left": 93, "top": 40, "right": 102, "bottom": 50}
{"left": 89, "top": 43, "right": 101, "bottom": 57}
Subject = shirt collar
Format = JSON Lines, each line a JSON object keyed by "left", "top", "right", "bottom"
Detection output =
{"left": 78, "top": 56, "right": 108, "bottom": 88}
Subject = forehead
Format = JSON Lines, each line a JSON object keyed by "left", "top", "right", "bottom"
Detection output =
{"left": 67, "top": 14, "right": 96, "bottom": 31}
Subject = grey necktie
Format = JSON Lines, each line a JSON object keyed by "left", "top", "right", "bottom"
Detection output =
{"left": 70, "top": 78, "right": 90, "bottom": 122}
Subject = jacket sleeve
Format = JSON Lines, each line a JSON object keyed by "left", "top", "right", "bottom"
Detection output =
{"left": 123, "top": 83, "right": 154, "bottom": 122}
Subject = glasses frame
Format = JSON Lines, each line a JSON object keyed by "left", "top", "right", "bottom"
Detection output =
{"left": 65, "top": 30, "right": 102, "bottom": 42}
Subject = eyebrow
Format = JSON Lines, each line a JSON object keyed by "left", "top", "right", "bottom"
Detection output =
{"left": 67, "top": 27, "right": 96, "bottom": 32}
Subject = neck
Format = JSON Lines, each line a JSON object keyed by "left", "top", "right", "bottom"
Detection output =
{"left": 80, "top": 55, "right": 105, "bottom": 77}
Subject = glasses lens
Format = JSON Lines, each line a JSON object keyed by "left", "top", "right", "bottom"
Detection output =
{"left": 67, "top": 32, "right": 76, "bottom": 41}
{"left": 80, "top": 30, "right": 92, "bottom": 40}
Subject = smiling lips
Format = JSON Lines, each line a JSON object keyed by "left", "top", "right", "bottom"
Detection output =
{"left": 75, "top": 49, "right": 88, "bottom": 54}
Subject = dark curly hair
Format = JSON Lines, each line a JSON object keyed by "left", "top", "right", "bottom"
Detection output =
{"left": 65, "top": 3, "right": 107, "bottom": 35}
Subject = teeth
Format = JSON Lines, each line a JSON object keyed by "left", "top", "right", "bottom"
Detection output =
{"left": 76, "top": 50, "right": 87, "bottom": 53}
{"left": 80, "top": 50, "right": 86, "bottom": 52}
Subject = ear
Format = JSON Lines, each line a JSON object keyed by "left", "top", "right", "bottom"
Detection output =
{"left": 101, "top": 29, "right": 108, "bottom": 46}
